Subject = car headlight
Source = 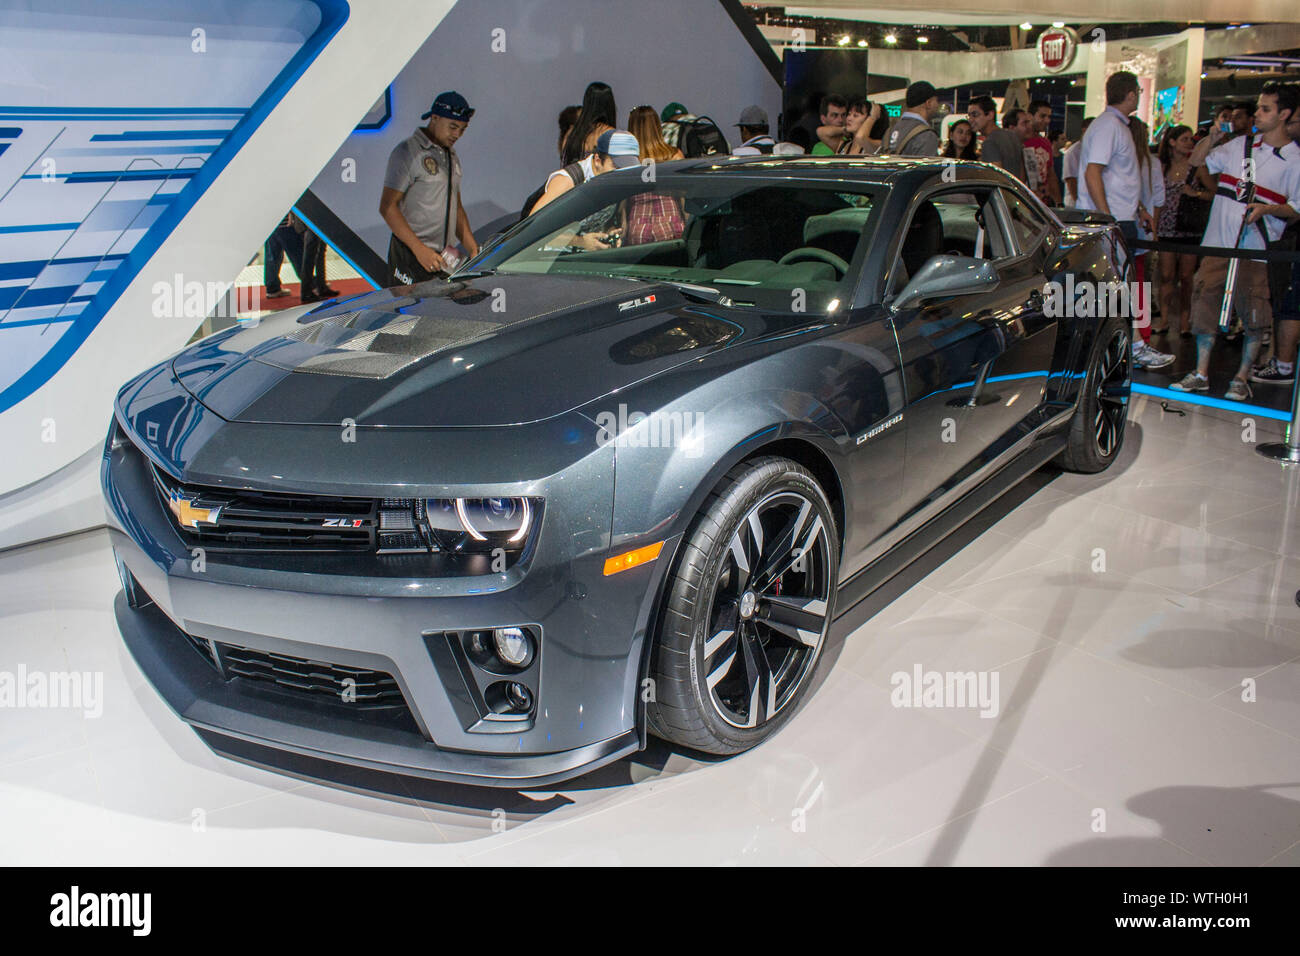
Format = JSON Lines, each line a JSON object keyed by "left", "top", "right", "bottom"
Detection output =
{"left": 426, "top": 497, "right": 538, "bottom": 553}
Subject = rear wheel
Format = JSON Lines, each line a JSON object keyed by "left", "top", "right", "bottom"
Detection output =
{"left": 1057, "top": 315, "right": 1130, "bottom": 473}
{"left": 646, "top": 457, "right": 839, "bottom": 754}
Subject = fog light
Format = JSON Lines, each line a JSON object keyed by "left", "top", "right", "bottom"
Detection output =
{"left": 493, "top": 626, "right": 534, "bottom": 668}
{"left": 505, "top": 681, "right": 533, "bottom": 712}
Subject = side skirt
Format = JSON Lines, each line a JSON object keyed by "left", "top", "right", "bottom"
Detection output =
{"left": 832, "top": 431, "right": 1068, "bottom": 619}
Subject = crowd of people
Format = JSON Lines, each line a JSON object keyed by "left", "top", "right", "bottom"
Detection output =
{"left": 372, "top": 76, "right": 1300, "bottom": 403}
{"left": 904, "top": 73, "right": 1300, "bottom": 400}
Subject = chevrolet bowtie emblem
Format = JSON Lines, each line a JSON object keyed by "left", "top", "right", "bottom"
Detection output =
{"left": 167, "top": 490, "right": 221, "bottom": 529}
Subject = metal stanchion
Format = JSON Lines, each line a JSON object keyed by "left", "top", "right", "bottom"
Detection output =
{"left": 1257, "top": 378, "right": 1300, "bottom": 464}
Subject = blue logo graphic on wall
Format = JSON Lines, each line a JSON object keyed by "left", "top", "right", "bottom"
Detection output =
{"left": 0, "top": 0, "right": 349, "bottom": 416}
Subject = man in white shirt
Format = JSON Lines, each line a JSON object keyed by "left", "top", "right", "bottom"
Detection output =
{"left": 1061, "top": 117, "right": 1093, "bottom": 206}
{"left": 1077, "top": 73, "right": 1149, "bottom": 230}
{"left": 1077, "top": 72, "right": 1174, "bottom": 369}
{"left": 1172, "top": 83, "right": 1300, "bottom": 400}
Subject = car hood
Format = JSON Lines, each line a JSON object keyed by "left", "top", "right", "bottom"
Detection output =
{"left": 171, "top": 274, "right": 746, "bottom": 427}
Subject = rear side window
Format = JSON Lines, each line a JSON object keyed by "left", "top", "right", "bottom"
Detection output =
{"left": 999, "top": 190, "right": 1050, "bottom": 256}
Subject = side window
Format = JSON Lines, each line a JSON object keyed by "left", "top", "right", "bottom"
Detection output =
{"left": 999, "top": 190, "right": 1050, "bottom": 257}
{"left": 889, "top": 187, "right": 1010, "bottom": 295}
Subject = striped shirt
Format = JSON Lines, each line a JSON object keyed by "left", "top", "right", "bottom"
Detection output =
{"left": 1203, "top": 134, "right": 1300, "bottom": 252}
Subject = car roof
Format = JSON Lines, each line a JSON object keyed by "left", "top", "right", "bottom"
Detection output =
{"left": 637, "top": 155, "right": 1016, "bottom": 188}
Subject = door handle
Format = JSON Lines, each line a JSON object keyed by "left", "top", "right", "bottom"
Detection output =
{"left": 1025, "top": 289, "right": 1044, "bottom": 310}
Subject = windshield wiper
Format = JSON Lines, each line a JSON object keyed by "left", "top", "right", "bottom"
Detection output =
{"left": 450, "top": 267, "right": 496, "bottom": 280}
{"left": 632, "top": 277, "right": 734, "bottom": 308}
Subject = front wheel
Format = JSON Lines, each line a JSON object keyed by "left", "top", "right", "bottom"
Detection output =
{"left": 646, "top": 456, "right": 839, "bottom": 754}
{"left": 1057, "top": 314, "right": 1131, "bottom": 473}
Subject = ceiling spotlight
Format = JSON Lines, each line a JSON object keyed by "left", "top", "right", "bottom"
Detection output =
{"left": 885, "top": 32, "right": 897, "bottom": 44}
{"left": 838, "top": 34, "right": 850, "bottom": 46}
{"left": 857, "top": 38, "right": 868, "bottom": 47}
{"left": 1020, "top": 22, "right": 1033, "bottom": 31}
{"left": 917, "top": 35, "right": 929, "bottom": 44}
{"left": 1201, "top": 71, "right": 1207, "bottom": 78}
{"left": 1052, "top": 21, "right": 1065, "bottom": 28}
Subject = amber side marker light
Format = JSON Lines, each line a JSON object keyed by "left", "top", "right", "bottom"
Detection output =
{"left": 603, "top": 540, "right": 665, "bottom": 576}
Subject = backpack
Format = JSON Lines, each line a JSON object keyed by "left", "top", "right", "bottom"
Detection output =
{"left": 519, "top": 162, "right": 586, "bottom": 221}
{"left": 677, "top": 116, "right": 730, "bottom": 158}
{"left": 875, "top": 119, "right": 930, "bottom": 156}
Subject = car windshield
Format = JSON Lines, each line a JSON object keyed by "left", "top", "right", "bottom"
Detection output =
{"left": 470, "top": 169, "right": 882, "bottom": 313}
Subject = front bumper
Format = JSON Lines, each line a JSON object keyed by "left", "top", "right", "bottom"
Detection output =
{"left": 114, "top": 587, "right": 639, "bottom": 787}
{"left": 103, "top": 369, "right": 677, "bottom": 788}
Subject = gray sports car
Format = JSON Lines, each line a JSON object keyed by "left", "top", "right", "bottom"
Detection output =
{"left": 103, "top": 156, "right": 1130, "bottom": 787}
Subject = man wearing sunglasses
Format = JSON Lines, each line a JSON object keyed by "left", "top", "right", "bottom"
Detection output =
{"left": 380, "top": 90, "right": 479, "bottom": 285}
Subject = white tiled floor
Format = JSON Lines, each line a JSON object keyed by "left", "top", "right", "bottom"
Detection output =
{"left": 2, "top": 395, "right": 1299, "bottom": 865}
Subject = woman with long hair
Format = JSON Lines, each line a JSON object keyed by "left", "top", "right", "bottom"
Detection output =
{"left": 561, "top": 82, "right": 616, "bottom": 166}
{"left": 627, "top": 105, "right": 682, "bottom": 162}
{"left": 622, "top": 106, "right": 685, "bottom": 246}
{"left": 943, "top": 119, "right": 978, "bottom": 160}
{"left": 1155, "top": 124, "right": 1206, "bottom": 336}
{"left": 1129, "top": 116, "right": 1163, "bottom": 345}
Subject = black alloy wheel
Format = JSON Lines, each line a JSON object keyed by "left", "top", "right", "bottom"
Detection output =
{"left": 702, "top": 491, "right": 832, "bottom": 728}
{"left": 647, "top": 457, "right": 839, "bottom": 754}
{"left": 1058, "top": 314, "right": 1130, "bottom": 474}
{"left": 1093, "top": 324, "right": 1130, "bottom": 458}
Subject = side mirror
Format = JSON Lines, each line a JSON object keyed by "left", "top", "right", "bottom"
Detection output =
{"left": 891, "top": 255, "right": 999, "bottom": 312}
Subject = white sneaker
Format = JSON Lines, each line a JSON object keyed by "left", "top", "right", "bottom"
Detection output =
{"left": 1133, "top": 341, "right": 1175, "bottom": 369}
{"left": 1224, "top": 378, "right": 1252, "bottom": 402}
{"left": 1169, "top": 371, "right": 1209, "bottom": 393}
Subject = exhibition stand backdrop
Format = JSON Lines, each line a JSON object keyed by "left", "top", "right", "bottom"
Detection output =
{"left": 0, "top": 0, "right": 454, "bottom": 549}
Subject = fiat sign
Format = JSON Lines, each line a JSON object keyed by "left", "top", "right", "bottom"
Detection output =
{"left": 1038, "top": 26, "right": 1077, "bottom": 73}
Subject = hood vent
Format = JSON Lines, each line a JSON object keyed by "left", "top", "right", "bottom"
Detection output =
{"left": 281, "top": 310, "right": 503, "bottom": 379}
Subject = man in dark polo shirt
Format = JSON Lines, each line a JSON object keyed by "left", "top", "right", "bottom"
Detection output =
{"left": 380, "top": 91, "right": 480, "bottom": 285}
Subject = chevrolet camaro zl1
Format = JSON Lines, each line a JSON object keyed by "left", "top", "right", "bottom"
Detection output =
{"left": 103, "top": 156, "right": 1130, "bottom": 787}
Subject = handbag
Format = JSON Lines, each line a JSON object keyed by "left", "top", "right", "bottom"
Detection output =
{"left": 1173, "top": 166, "right": 1211, "bottom": 238}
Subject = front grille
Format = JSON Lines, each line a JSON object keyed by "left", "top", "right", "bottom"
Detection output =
{"left": 152, "top": 465, "right": 385, "bottom": 553}
{"left": 181, "top": 631, "right": 407, "bottom": 710}
{"left": 221, "top": 645, "right": 406, "bottom": 708}
{"left": 138, "top": 451, "right": 538, "bottom": 563}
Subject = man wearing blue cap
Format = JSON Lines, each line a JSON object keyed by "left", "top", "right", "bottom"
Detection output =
{"left": 380, "top": 90, "right": 479, "bottom": 285}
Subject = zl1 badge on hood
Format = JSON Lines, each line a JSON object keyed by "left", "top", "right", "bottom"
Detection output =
{"left": 618, "top": 294, "right": 656, "bottom": 313}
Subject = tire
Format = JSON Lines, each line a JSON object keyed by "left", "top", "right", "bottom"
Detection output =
{"left": 1057, "top": 314, "right": 1131, "bottom": 473}
{"left": 646, "top": 456, "right": 839, "bottom": 754}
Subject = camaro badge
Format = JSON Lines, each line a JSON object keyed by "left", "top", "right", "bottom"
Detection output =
{"left": 857, "top": 413, "right": 903, "bottom": 445}
{"left": 617, "top": 294, "right": 656, "bottom": 312}
{"left": 167, "top": 490, "right": 221, "bottom": 529}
